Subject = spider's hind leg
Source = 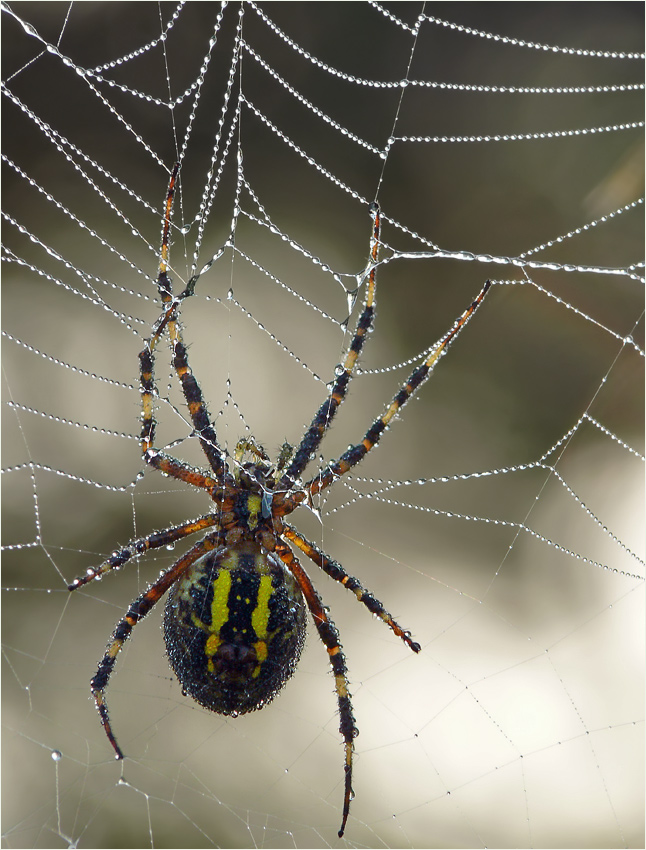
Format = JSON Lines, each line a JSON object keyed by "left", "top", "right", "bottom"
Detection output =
{"left": 274, "top": 541, "right": 358, "bottom": 838}
{"left": 89, "top": 534, "right": 217, "bottom": 760}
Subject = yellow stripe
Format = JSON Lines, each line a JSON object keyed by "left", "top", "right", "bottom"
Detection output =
{"left": 250, "top": 574, "right": 273, "bottom": 678}
{"left": 251, "top": 574, "right": 272, "bottom": 639}
{"left": 202, "top": 568, "right": 233, "bottom": 669}
{"left": 252, "top": 640, "right": 268, "bottom": 678}
{"left": 210, "top": 568, "right": 232, "bottom": 634}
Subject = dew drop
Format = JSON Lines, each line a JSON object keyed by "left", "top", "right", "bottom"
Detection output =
{"left": 20, "top": 21, "right": 39, "bottom": 37}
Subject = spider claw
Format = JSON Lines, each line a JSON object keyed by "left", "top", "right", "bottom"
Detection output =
{"left": 338, "top": 748, "right": 354, "bottom": 837}
{"left": 93, "top": 688, "right": 125, "bottom": 760}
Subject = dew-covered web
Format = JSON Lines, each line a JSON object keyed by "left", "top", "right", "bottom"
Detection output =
{"left": 2, "top": 2, "right": 644, "bottom": 848}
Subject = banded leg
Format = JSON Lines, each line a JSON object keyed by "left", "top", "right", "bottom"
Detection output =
{"left": 281, "top": 522, "right": 420, "bottom": 653}
{"left": 156, "top": 162, "right": 179, "bottom": 300}
{"left": 169, "top": 334, "right": 228, "bottom": 477}
{"left": 304, "top": 280, "right": 492, "bottom": 499}
{"left": 277, "top": 202, "right": 382, "bottom": 491}
{"left": 141, "top": 164, "right": 228, "bottom": 479}
{"left": 68, "top": 513, "right": 220, "bottom": 590}
{"left": 90, "top": 533, "right": 218, "bottom": 759}
{"left": 275, "top": 541, "right": 357, "bottom": 838}
{"left": 141, "top": 447, "right": 220, "bottom": 493}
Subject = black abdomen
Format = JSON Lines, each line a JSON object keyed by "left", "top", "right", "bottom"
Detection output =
{"left": 164, "top": 543, "right": 307, "bottom": 715}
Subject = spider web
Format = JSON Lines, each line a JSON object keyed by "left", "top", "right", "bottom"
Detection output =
{"left": 2, "top": 3, "right": 644, "bottom": 848}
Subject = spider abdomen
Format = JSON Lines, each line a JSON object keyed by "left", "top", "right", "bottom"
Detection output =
{"left": 164, "top": 542, "right": 307, "bottom": 715}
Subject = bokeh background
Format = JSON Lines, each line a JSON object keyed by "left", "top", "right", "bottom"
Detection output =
{"left": 2, "top": 3, "right": 644, "bottom": 848}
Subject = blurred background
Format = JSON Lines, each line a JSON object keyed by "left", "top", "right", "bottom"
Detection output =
{"left": 2, "top": 3, "right": 644, "bottom": 847}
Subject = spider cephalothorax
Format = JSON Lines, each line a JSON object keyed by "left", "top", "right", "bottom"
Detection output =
{"left": 69, "top": 163, "right": 490, "bottom": 837}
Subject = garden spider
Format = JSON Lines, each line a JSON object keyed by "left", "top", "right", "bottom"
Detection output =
{"left": 69, "top": 163, "right": 491, "bottom": 837}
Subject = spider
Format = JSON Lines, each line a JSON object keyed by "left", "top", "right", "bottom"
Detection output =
{"left": 69, "top": 163, "right": 491, "bottom": 837}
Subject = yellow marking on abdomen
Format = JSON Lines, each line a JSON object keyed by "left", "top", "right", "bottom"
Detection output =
{"left": 251, "top": 574, "right": 273, "bottom": 638}
{"left": 251, "top": 574, "right": 273, "bottom": 677}
{"left": 252, "top": 640, "right": 268, "bottom": 677}
{"left": 201, "top": 568, "right": 233, "bottom": 669}
{"left": 211, "top": 568, "right": 232, "bottom": 632}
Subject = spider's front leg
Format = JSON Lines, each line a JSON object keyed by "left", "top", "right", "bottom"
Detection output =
{"left": 276, "top": 202, "right": 383, "bottom": 492}
{"left": 140, "top": 163, "right": 228, "bottom": 480}
{"left": 303, "top": 279, "right": 492, "bottom": 500}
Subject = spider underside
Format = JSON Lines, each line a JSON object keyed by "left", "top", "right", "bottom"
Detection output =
{"left": 69, "top": 163, "right": 490, "bottom": 837}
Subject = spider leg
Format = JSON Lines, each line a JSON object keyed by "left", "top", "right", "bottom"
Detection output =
{"left": 90, "top": 533, "right": 219, "bottom": 759}
{"left": 141, "top": 447, "right": 220, "bottom": 492}
{"left": 277, "top": 203, "right": 382, "bottom": 491}
{"left": 169, "top": 333, "right": 229, "bottom": 477}
{"left": 139, "top": 329, "right": 218, "bottom": 489}
{"left": 274, "top": 540, "right": 357, "bottom": 838}
{"left": 68, "top": 513, "right": 220, "bottom": 590}
{"left": 141, "top": 164, "right": 228, "bottom": 480}
{"left": 280, "top": 522, "right": 420, "bottom": 653}
{"left": 301, "top": 279, "right": 492, "bottom": 501}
